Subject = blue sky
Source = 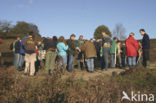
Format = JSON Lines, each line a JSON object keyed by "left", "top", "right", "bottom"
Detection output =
{"left": 0, "top": 0, "right": 156, "bottom": 39}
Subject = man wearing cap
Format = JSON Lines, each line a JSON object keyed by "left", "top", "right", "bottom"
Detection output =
{"left": 66, "top": 34, "right": 77, "bottom": 72}
{"left": 23, "top": 32, "right": 37, "bottom": 76}
{"left": 126, "top": 33, "right": 139, "bottom": 68}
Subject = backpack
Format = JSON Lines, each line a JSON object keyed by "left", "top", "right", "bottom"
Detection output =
{"left": 10, "top": 41, "right": 16, "bottom": 51}
{"left": 10, "top": 42, "right": 14, "bottom": 50}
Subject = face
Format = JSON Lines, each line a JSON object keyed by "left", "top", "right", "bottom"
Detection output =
{"left": 17, "top": 37, "right": 21, "bottom": 41}
{"left": 91, "top": 39, "right": 94, "bottom": 43}
{"left": 115, "top": 38, "right": 118, "bottom": 42}
{"left": 79, "top": 36, "right": 83, "bottom": 40}
{"left": 122, "top": 43, "right": 125, "bottom": 45}
{"left": 102, "top": 32, "right": 106, "bottom": 36}
{"left": 140, "top": 31, "right": 145, "bottom": 36}
{"left": 118, "top": 42, "right": 121, "bottom": 45}
{"left": 38, "top": 41, "right": 42, "bottom": 45}
{"left": 71, "top": 36, "right": 75, "bottom": 40}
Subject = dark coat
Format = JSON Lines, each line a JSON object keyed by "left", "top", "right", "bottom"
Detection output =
{"left": 15, "top": 41, "right": 21, "bottom": 53}
{"left": 142, "top": 34, "right": 150, "bottom": 50}
{"left": 43, "top": 38, "right": 57, "bottom": 51}
{"left": 66, "top": 39, "right": 77, "bottom": 55}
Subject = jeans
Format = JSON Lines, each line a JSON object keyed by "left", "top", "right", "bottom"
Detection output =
{"left": 14, "top": 53, "right": 21, "bottom": 69}
{"left": 121, "top": 56, "right": 127, "bottom": 67}
{"left": 111, "top": 54, "right": 115, "bottom": 68}
{"left": 60, "top": 55, "right": 67, "bottom": 65}
{"left": 67, "top": 54, "right": 74, "bottom": 71}
{"left": 19, "top": 54, "right": 25, "bottom": 69}
{"left": 103, "top": 47, "right": 110, "bottom": 70}
{"left": 128, "top": 57, "right": 136, "bottom": 66}
{"left": 86, "top": 58, "right": 94, "bottom": 72}
{"left": 116, "top": 54, "right": 122, "bottom": 67}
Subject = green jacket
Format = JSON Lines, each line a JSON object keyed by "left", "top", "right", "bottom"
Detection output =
{"left": 66, "top": 39, "right": 77, "bottom": 55}
{"left": 110, "top": 40, "right": 116, "bottom": 54}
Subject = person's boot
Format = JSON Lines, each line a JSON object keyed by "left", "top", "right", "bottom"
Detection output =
{"left": 146, "top": 61, "right": 151, "bottom": 69}
{"left": 78, "top": 63, "right": 81, "bottom": 69}
{"left": 146, "top": 61, "right": 155, "bottom": 69}
{"left": 80, "top": 62, "right": 84, "bottom": 70}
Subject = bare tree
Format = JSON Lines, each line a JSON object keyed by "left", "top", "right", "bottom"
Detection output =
{"left": 112, "top": 23, "right": 127, "bottom": 40}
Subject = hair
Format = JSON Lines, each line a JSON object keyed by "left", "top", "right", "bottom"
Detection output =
{"left": 90, "top": 38, "right": 93, "bottom": 41}
{"left": 113, "top": 37, "right": 118, "bottom": 40}
{"left": 101, "top": 31, "right": 106, "bottom": 34}
{"left": 52, "top": 36, "right": 58, "bottom": 42}
{"left": 129, "top": 32, "right": 135, "bottom": 37}
{"left": 58, "top": 36, "right": 65, "bottom": 42}
{"left": 70, "top": 34, "right": 75, "bottom": 39}
{"left": 79, "top": 35, "right": 83, "bottom": 38}
{"left": 140, "top": 29, "right": 145, "bottom": 32}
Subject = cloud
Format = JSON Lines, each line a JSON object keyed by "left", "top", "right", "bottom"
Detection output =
{"left": 28, "top": 0, "right": 33, "bottom": 4}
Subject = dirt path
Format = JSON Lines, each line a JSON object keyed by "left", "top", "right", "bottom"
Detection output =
{"left": 61, "top": 68, "right": 125, "bottom": 81}
{"left": 9, "top": 66, "right": 125, "bottom": 81}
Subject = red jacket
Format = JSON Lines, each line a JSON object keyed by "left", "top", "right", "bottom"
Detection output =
{"left": 0, "top": 38, "right": 2, "bottom": 44}
{"left": 126, "top": 37, "right": 139, "bottom": 57}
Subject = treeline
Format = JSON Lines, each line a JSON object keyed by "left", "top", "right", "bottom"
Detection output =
{"left": 0, "top": 20, "right": 127, "bottom": 40}
{"left": 0, "top": 20, "right": 41, "bottom": 39}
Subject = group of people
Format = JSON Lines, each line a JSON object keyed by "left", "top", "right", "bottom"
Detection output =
{"left": 11, "top": 29, "right": 150, "bottom": 76}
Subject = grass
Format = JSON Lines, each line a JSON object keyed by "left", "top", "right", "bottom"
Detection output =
{"left": 0, "top": 65, "right": 156, "bottom": 103}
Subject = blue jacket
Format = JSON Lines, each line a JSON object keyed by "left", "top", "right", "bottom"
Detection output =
{"left": 20, "top": 36, "right": 28, "bottom": 54}
{"left": 57, "top": 42, "right": 68, "bottom": 56}
{"left": 142, "top": 34, "right": 150, "bottom": 50}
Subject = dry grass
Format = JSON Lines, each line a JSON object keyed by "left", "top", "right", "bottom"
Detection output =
{"left": 0, "top": 65, "right": 156, "bottom": 103}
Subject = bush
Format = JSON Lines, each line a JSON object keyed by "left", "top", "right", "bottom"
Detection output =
{"left": 94, "top": 25, "right": 112, "bottom": 39}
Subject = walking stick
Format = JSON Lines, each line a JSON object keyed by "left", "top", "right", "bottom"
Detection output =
{"left": 114, "top": 46, "right": 117, "bottom": 65}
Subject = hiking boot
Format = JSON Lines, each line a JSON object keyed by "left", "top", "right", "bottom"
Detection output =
{"left": 146, "top": 61, "right": 152, "bottom": 69}
{"left": 24, "top": 72, "right": 28, "bottom": 76}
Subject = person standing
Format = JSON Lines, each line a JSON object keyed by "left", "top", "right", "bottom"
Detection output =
{"left": 0, "top": 38, "right": 2, "bottom": 66}
{"left": 14, "top": 36, "right": 21, "bottom": 70}
{"left": 57, "top": 36, "right": 69, "bottom": 68}
{"left": 23, "top": 32, "right": 37, "bottom": 76}
{"left": 116, "top": 41, "right": 122, "bottom": 68}
{"left": 110, "top": 37, "right": 118, "bottom": 68}
{"left": 44, "top": 36, "right": 57, "bottom": 75}
{"left": 79, "top": 39, "right": 97, "bottom": 72}
{"left": 126, "top": 33, "right": 139, "bottom": 68}
{"left": 121, "top": 42, "right": 127, "bottom": 68}
{"left": 140, "top": 29, "right": 150, "bottom": 68}
{"left": 102, "top": 31, "right": 112, "bottom": 70}
{"left": 19, "top": 34, "right": 29, "bottom": 70}
{"left": 66, "top": 34, "right": 77, "bottom": 72}
{"left": 77, "top": 35, "right": 85, "bottom": 70}
{"left": 94, "top": 38, "right": 101, "bottom": 61}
